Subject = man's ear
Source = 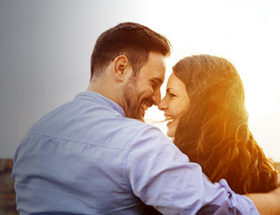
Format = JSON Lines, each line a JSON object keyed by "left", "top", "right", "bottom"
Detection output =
{"left": 113, "top": 55, "right": 131, "bottom": 82}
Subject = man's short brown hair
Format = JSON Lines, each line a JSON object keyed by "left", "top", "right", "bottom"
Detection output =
{"left": 90, "top": 22, "right": 171, "bottom": 79}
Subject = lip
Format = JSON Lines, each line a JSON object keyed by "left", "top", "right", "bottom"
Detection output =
{"left": 167, "top": 120, "right": 173, "bottom": 127}
{"left": 167, "top": 119, "right": 176, "bottom": 127}
{"left": 164, "top": 114, "right": 173, "bottom": 120}
{"left": 164, "top": 114, "right": 175, "bottom": 127}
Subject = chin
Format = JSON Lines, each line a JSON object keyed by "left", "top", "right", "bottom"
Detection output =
{"left": 167, "top": 129, "right": 175, "bottom": 138}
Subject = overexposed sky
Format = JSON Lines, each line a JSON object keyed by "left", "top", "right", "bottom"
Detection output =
{"left": 0, "top": 0, "right": 279, "bottom": 161}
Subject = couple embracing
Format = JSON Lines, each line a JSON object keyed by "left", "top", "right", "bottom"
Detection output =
{"left": 13, "top": 22, "right": 280, "bottom": 214}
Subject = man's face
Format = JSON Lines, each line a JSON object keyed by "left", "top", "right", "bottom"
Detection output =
{"left": 123, "top": 52, "right": 166, "bottom": 121}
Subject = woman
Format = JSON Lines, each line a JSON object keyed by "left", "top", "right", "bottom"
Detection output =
{"left": 159, "top": 55, "right": 278, "bottom": 194}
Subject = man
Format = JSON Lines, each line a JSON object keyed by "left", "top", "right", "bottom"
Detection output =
{"left": 12, "top": 22, "right": 280, "bottom": 214}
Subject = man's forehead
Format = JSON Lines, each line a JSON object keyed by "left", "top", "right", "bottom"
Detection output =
{"left": 156, "top": 63, "right": 166, "bottom": 81}
{"left": 137, "top": 52, "right": 166, "bottom": 80}
{"left": 150, "top": 54, "right": 166, "bottom": 75}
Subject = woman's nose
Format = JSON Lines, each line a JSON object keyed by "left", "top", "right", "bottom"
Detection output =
{"left": 158, "top": 98, "right": 168, "bottom": 111}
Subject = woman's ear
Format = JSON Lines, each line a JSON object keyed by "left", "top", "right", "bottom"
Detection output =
{"left": 113, "top": 55, "right": 131, "bottom": 82}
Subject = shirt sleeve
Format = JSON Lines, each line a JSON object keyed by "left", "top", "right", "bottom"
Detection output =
{"left": 126, "top": 125, "right": 259, "bottom": 215}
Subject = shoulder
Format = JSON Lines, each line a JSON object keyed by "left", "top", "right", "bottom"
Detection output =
{"left": 119, "top": 118, "right": 183, "bottom": 160}
{"left": 118, "top": 118, "right": 168, "bottom": 143}
{"left": 103, "top": 116, "right": 178, "bottom": 154}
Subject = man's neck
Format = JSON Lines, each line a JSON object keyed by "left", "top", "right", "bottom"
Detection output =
{"left": 87, "top": 81, "right": 123, "bottom": 111}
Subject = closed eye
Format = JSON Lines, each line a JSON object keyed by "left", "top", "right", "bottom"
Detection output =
{"left": 168, "top": 92, "right": 176, "bottom": 97}
{"left": 151, "top": 78, "right": 163, "bottom": 89}
{"left": 166, "top": 88, "right": 176, "bottom": 97}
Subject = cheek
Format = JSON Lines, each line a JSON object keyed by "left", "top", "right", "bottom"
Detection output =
{"left": 169, "top": 103, "right": 184, "bottom": 117}
{"left": 138, "top": 84, "right": 153, "bottom": 97}
{"left": 146, "top": 86, "right": 154, "bottom": 96}
{"left": 168, "top": 103, "right": 176, "bottom": 115}
{"left": 172, "top": 100, "right": 189, "bottom": 117}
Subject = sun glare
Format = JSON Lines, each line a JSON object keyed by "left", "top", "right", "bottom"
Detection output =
{"left": 142, "top": 0, "right": 280, "bottom": 161}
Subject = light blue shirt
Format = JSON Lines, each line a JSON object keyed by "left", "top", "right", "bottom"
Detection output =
{"left": 12, "top": 91, "right": 259, "bottom": 215}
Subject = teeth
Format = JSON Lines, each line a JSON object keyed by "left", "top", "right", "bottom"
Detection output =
{"left": 165, "top": 117, "right": 173, "bottom": 121}
{"left": 165, "top": 117, "right": 174, "bottom": 124}
{"left": 166, "top": 119, "right": 175, "bottom": 126}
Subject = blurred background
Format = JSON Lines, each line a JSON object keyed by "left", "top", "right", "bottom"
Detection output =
{"left": 0, "top": 0, "right": 279, "bottom": 162}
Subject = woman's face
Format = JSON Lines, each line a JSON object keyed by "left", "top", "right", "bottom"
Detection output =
{"left": 159, "top": 73, "right": 190, "bottom": 137}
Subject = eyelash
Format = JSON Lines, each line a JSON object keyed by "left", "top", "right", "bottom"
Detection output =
{"left": 168, "top": 92, "right": 176, "bottom": 97}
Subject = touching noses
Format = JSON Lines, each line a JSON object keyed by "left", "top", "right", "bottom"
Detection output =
{"left": 158, "top": 96, "right": 168, "bottom": 111}
{"left": 152, "top": 89, "right": 161, "bottom": 106}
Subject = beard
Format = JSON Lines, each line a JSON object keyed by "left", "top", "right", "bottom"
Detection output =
{"left": 123, "top": 78, "right": 143, "bottom": 121}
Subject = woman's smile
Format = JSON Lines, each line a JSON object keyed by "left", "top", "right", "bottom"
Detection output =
{"left": 159, "top": 73, "right": 190, "bottom": 137}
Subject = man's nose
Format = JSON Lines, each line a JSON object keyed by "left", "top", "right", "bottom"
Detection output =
{"left": 152, "top": 91, "right": 161, "bottom": 106}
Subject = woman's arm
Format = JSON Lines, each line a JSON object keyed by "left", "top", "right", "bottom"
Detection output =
{"left": 246, "top": 185, "right": 280, "bottom": 215}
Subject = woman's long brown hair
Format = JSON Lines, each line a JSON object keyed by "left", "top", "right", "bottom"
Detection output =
{"left": 173, "top": 55, "right": 277, "bottom": 194}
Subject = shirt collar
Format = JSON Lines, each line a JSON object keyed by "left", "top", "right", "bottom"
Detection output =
{"left": 74, "top": 91, "right": 125, "bottom": 117}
